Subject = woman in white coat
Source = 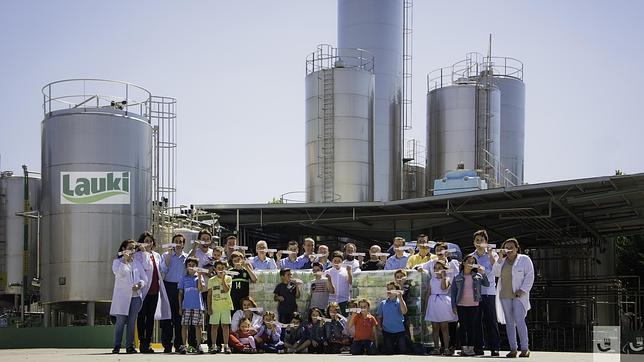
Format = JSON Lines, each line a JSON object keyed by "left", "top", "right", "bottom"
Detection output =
{"left": 110, "top": 239, "right": 148, "bottom": 354}
{"left": 492, "top": 238, "right": 534, "bottom": 358}
{"left": 135, "top": 232, "right": 172, "bottom": 353}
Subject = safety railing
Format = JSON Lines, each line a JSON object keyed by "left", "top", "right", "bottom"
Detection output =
{"left": 306, "top": 44, "right": 374, "bottom": 75}
{"left": 42, "top": 78, "right": 152, "bottom": 122}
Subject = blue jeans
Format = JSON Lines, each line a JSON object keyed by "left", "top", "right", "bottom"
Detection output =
{"left": 351, "top": 340, "right": 375, "bottom": 355}
{"left": 114, "top": 296, "right": 143, "bottom": 348}
{"left": 500, "top": 298, "right": 529, "bottom": 352}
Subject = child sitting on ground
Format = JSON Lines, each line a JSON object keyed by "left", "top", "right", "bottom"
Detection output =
{"left": 255, "top": 311, "right": 285, "bottom": 353}
{"left": 283, "top": 312, "right": 310, "bottom": 353}
{"left": 229, "top": 318, "right": 257, "bottom": 353}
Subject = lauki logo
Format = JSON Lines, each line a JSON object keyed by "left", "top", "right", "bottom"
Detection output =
{"left": 61, "top": 172, "right": 130, "bottom": 204}
{"left": 597, "top": 338, "right": 612, "bottom": 352}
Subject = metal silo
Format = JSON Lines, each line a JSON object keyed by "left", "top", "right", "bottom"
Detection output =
{"left": 483, "top": 58, "right": 525, "bottom": 185}
{"left": 40, "top": 79, "right": 152, "bottom": 321}
{"left": 338, "top": 0, "right": 404, "bottom": 201}
{"left": 426, "top": 67, "right": 501, "bottom": 190}
{"left": 305, "top": 45, "right": 374, "bottom": 202}
{"left": 0, "top": 171, "right": 40, "bottom": 296}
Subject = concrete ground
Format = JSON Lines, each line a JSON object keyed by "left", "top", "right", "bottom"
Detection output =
{"left": 0, "top": 350, "right": 639, "bottom": 362}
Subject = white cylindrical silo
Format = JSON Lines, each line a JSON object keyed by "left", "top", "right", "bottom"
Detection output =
{"left": 489, "top": 63, "right": 525, "bottom": 186}
{"left": 426, "top": 79, "right": 501, "bottom": 190}
{"left": 40, "top": 79, "right": 152, "bottom": 309}
{"left": 338, "top": 0, "right": 403, "bottom": 201}
{"left": 0, "top": 172, "right": 40, "bottom": 295}
{"left": 305, "top": 45, "right": 374, "bottom": 202}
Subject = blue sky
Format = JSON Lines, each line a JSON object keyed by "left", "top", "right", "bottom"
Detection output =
{"left": 1, "top": 0, "right": 643, "bottom": 205}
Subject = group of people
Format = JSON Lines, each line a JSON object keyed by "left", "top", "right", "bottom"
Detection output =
{"left": 110, "top": 229, "right": 534, "bottom": 358}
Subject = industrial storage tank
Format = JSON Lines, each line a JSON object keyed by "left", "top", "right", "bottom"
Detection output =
{"left": 40, "top": 79, "right": 152, "bottom": 319}
{"left": 426, "top": 72, "right": 501, "bottom": 191}
{"left": 305, "top": 45, "right": 374, "bottom": 202}
{"left": 338, "top": 0, "right": 404, "bottom": 201}
{"left": 484, "top": 59, "right": 525, "bottom": 185}
{"left": 0, "top": 171, "right": 40, "bottom": 296}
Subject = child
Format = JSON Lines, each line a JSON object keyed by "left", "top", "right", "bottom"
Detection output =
{"left": 212, "top": 245, "right": 224, "bottom": 262}
{"left": 255, "top": 311, "right": 285, "bottom": 353}
{"left": 324, "top": 302, "right": 350, "bottom": 353}
{"left": 307, "top": 308, "right": 327, "bottom": 354}
{"left": 406, "top": 236, "right": 436, "bottom": 269}
{"left": 377, "top": 282, "right": 408, "bottom": 355}
{"left": 229, "top": 318, "right": 257, "bottom": 353}
{"left": 231, "top": 296, "right": 263, "bottom": 333}
{"left": 347, "top": 298, "right": 379, "bottom": 355}
{"left": 309, "top": 262, "right": 335, "bottom": 311}
{"left": 207, "top": 260, "right": 233, "bottom": 354}
{"left": 325, "top": 251, "right": 352, "bottom": 315}
{"left": 283, "top": 312, "right": 310, "bottom": 353}
{"left": 425, "top": 261, "right": 458, "bottom": 356}
{"left": 451, "top": 255, "right": 490, "bottom": 356}
{"left": 178, "top": 257, "right": 206, "bottom": 354}
{"left": 274, "top": 268, "right": 301, "bottom": 324}
{"left": 229, "top": 251, "right": 258, "bottom": 311}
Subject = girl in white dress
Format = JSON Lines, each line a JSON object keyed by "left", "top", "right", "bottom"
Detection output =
{"left": 425, "top": 260, "right": 458, "bottom": 356}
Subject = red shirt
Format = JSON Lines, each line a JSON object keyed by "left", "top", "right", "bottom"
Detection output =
{"left": 148, "top": 254, "right": 160, "bottom": 294}
{"left": 353, "top": 313, "right": 378, "bottom": 341}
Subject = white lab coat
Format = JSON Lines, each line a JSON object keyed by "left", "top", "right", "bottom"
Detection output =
{"left": 491, "top": 254, "right": 535, "bottom": 325}
{"left": 135, "top": 251, "right": 172, "bottom": 320}
{"left": 110, "top": 257, "right": 148, "bottom": 316}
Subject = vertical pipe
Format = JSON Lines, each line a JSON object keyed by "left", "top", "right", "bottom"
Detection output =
{"left": 43, "top": 303, "right": 50, "bottom": 328}
{"left": 87, "top": 301, "right": 95, "bottom": 326}
{"left": 21, "top": 165, "right": 29, "bottom": 325}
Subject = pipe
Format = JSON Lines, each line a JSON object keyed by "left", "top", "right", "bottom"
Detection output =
{"left": 21, "top": 165, "right": 28, "bottom": 325}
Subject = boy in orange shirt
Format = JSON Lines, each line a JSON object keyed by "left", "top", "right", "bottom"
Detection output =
{"left": 347, "top": 298, "right": 379, "bottom": 355}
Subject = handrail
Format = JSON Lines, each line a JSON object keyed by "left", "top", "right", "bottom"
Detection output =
{"left": 306, "top": 44, "right": 374, "bottom": 75}
{"left": 427, "top": 54, "right": 524, "bottom": 92}
{"left": 42, "top": 78, "right": 152, "bottom": 122}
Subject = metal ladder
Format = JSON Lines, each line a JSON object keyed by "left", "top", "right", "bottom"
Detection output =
{"left": 319, "top": 69, "right": 335, "bottom": 201}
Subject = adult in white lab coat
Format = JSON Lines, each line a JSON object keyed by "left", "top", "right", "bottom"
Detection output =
{"left": 492, "top": 238, "right": 534, "bottom": 358}
{"left": 135, "top": 232, "right": 172, "bottom": 353}
{"left": 110, "top": 239, "right": 148, "bottom": 354}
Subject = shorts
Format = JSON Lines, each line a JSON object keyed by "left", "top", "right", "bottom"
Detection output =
{"left": 209, "top": 308, "right": 232, "bottom": 325}
{"left": 181, "top": 309, "right": 204, "bottom": 326}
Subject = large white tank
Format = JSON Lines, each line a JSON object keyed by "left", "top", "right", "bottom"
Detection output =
{"left": 0, "top": 172, "right": 40, "bottom": 295}
{"left": 305, "top": 45, "right": 374, "bottom": 202}
{"left": 338, "top": 0, "right": 403, "bottom": 201}
{"left": 492, "top": 71, "right": 525, "bottom": 185}
{"left": 426, "top": 79, "right": 501, "bottom": 190}
{"left": 40, "top": 79, "right": 152, "bottom": 306}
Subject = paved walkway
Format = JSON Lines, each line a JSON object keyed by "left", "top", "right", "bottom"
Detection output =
{"left": 0, "top": 349, "right": 639, "bottom": 362}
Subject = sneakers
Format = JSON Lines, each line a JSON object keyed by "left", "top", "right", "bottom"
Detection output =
{"left": 208, "top": 345, "right": 219, "bottom": 354}
{"left": 491, "top": 350, "right": 500, "bottom": 357}
{"left": 178, "top": 345, "right": 187, "bottom": 355}
{"left": 111, "top": 347, "right": 120, "bottom": 354}
{"left": 163, "top": 346, "right": 173, "bottom": 354}
{"left": 140, "top": 346, "right": 155, "bottom": 354}
{"left": 187, "top": 345, "right": 197, "bottom": 353}
{"left": 223, "top": 345, "right": 232, "bottom": 354}
{"left": 506, "top": 350, "right": 518, "bottom": 358}
{"left": 519, "top": 350, "right": 530, "bottom": 358}
{"left": 473, "top": 348, "right": 485, "bottom": 356}
{"left": 125, "top": 347, "right": 137, "bottom": 354}
{"left": 430, "top": 349, "right": 442, "bottom": 355}
{"left": 459, "top": 346, "right": 475, "bottom": 356}
{"left": 443, "top": 348, "right": 454, "bottom": 356}
{"left": 196, "top": 345, "right": 205, "bottom": 354}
